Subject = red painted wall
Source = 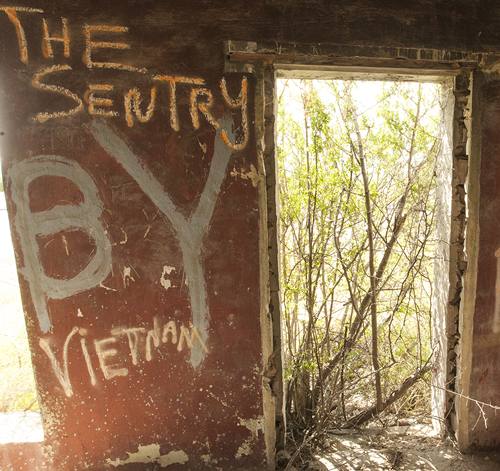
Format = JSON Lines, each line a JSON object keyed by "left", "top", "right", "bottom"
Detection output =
{"left": 0, "top": 4, "right": 271, "bottom": 469}
{"left": 466, "top": 81, "right": 500, "bottom": 449}
{"left": 0, "top": 443, "right": 48, "bottom": 471}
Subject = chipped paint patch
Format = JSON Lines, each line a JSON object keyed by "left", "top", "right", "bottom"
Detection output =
{"left": 236, "top": 416, "right": 264, "bottom": 459}
{"left": 106, "top": 444, "right": 188, "bottom": 468}
{"left": 159, "top": 450, "right": 189, "bottom": 467}
{"left": 160, "top": 265, "right": 176, "bottom": 291}
{"left": 236, "top": 439, "right": 253, "bottom": 459}
{"left": 482, "top": 58, "right": 500, "bottom": 76}
{"left": 239, "top": 416, "right": 264, "bottom": 436}
{"left": 201, "top": 453, "right": 218, "bottom": 465}
{"left": 230, "top": 164, "right": 260, "bottom": 187}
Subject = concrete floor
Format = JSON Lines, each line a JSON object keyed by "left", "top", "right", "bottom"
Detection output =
{"left": 309, "top": 425, "right": 500, "bottom": 471}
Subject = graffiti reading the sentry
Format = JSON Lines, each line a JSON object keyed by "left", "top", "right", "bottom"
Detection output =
{"left": 0, "top": 6, "right": 248, "bottom": 150}
{"left": 0, "top": 7, "right": 248, "bottom": 150}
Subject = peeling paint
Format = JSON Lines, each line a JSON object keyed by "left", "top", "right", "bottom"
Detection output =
{"left": 236, "top": 439, "right": 253, "bottom": 459}
{"left": 230, "top": 164, "right": 260, "bottom": 187}
{"left": 239, "top": 416, "right": 264, "bottom": 436}
{"left": 235, "top": 416, "right": 264, "bottom": 459}
{"left": 200, "top": 453, "right": 218, "bottom": 465}
{"left": 106, "top": 444, "right": 188, "bottom": 468}
{"left": 158, "top": 450, "right": 189, "bottom": 467}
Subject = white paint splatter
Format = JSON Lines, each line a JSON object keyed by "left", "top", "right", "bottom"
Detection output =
{"left": 118, "top": 227, "right": 128, "bottom": 245}
{"left": 198, "top": 139, "right": 207, "bottom": 154}
{"left": 61, "top": 234, "right": 70, "bottom": 256}
{"left": 160, "top": 265, "right": 176, "bottom": 291}
{"left": 106, "top": 444, "right": 188, "bottom": 468}
{"left": 99, "top": 282, "right": 117, "bottom": 292}
{"left": 122, "top": 266, "right": 136, "bottom": 288}
{"left": 208, "top": 391, "right": 229, "bottom": 408}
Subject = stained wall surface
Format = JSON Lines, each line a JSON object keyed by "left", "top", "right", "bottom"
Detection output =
{"left": 463, "top": 80, "right": 500, "bottom": 450}
{"left": 0, "top": 2, "right": 272, "bottom": 470}
{"left": 1, "top": 1, "right": 500, "bottom": 470}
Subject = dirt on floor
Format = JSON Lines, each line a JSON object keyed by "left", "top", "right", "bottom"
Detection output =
{"left": 288, "top": 424, "right": 500, "bottom": 471}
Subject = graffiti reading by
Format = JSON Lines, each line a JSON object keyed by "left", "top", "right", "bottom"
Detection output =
{"left": 89, "top": 118, "right": 235, "bottom": 367}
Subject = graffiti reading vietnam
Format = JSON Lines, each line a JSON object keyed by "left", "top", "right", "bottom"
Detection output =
{"left": 0, "top": 8, "right": 249, "bottom": 148}
{"left": 39, "top": 316, "right": 208, "bottom": 397}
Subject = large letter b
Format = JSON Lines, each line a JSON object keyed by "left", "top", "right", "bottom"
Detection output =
{"left": 8, "top": 155, "right": 112, "bottom": 332}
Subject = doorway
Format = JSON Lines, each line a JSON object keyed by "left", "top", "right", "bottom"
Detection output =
{"left": 275, "top": 77, "right": 453, "bottom": 442}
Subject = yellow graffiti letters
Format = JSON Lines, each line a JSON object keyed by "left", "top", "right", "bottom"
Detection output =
{"left": 41, "top": 17, "right": 70, "bottom": 59}
{"left": 220, "top": 77, "right": 249, "bottom": 151}
{"left": 153, "top": 75, "right": 206, "bottom": 131}
{"left": 85, "top": 83, "right": 118, "bottom": 117}
{"left": 0, "top": 6, "right": 43, "bottom": 64}
{"left": 83, "top": 24, "right": 142, "bottom": 72}
{"left": 124, "top": 86, "right": 157, "bottom": 127}
{"left": 31, "top": 65, "right": 83, "bottom": 122}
